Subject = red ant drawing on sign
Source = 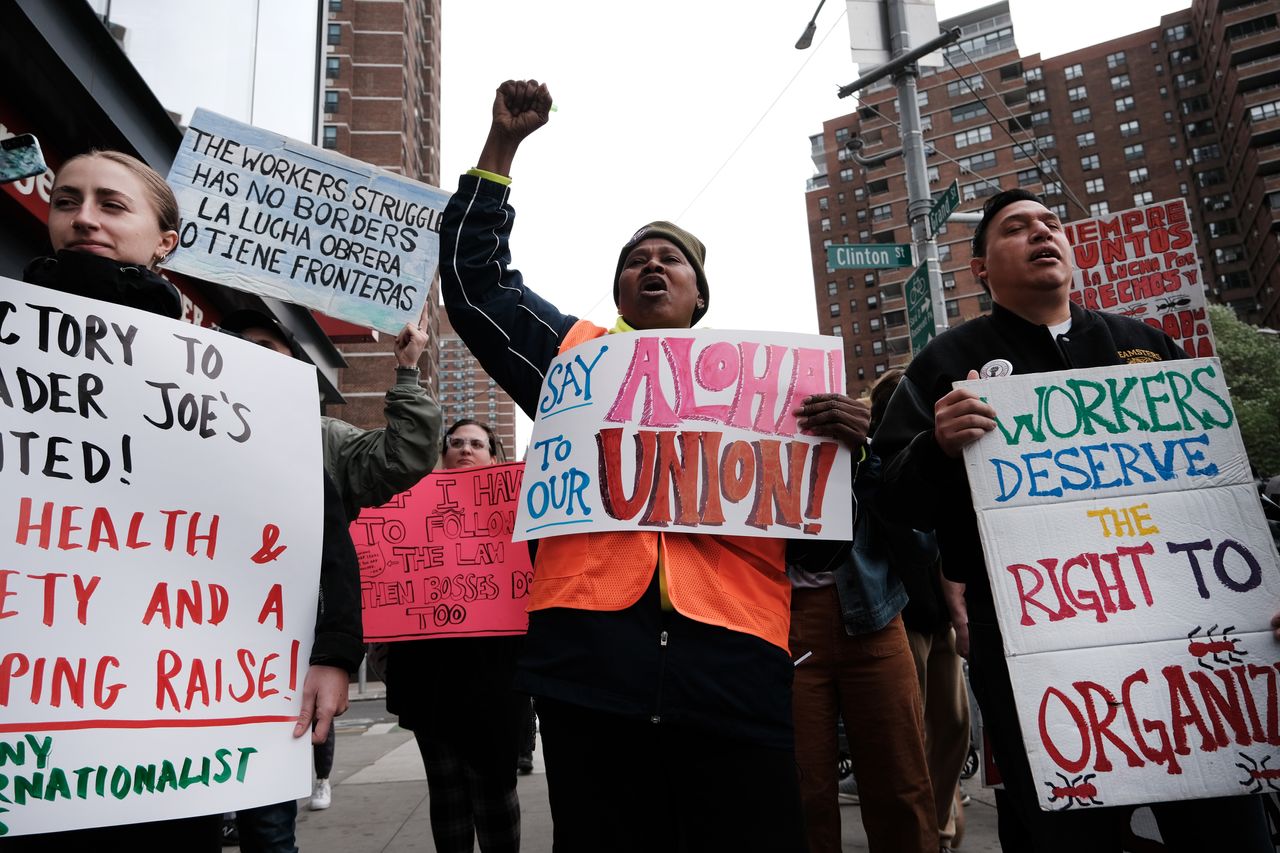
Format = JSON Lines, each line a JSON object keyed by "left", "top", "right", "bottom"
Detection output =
{"left": 1236, "top": 754, "right": 1280, "bottom": 794}
{"left": 1186, "top": 624, "right": 1244, "bottom": 669}
{"left": 1118, "top": 304, "right": 1147, "bottom": 317}
{"left": 1044, "top": 772, "right": 1103, "bottom": 809}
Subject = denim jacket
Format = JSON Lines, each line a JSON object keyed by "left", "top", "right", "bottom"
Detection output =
{"left": 788, "top": 450, "right": 909, "bottom": 636}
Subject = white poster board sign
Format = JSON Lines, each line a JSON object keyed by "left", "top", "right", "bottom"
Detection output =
{"left": 0, "top": 278, "right": 323, "bottom": 835}
{"left": 1065, "top": 198, "right": 1215, "bottom": 358}
{"left": 514, "top": 330, "right": 853, "bottom": 542}
{"left": 962, "top": 359, "right": 1280, "bottom": 810}
{"left": 165, "top": 109, "right": 451, "bottom": 333}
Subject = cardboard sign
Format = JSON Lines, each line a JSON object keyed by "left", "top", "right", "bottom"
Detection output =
{"left": 165, "top": 109, "right": 451, "bottom": 334}
{"left": 1065, "top": 198, "right": 1215, "bottom": 358}
{"left": 514, "top": 330, "right": 852, "bottom": 542}
{"left": 961, "top": 359, "right": 1280, "bottom": 810}
{"left": 352, "top": 463, "right": 532, "bottom": 641}
{"left": 0, "top": 278, "right": 323, "bottom": 835}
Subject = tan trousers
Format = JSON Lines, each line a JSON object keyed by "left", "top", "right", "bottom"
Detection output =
{"left": 907, "top": 624, "right": 972, "bottom": 847}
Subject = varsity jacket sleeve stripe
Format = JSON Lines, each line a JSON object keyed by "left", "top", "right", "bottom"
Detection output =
{"left": 441, "top": 173, "right": 580, "bottom": 417}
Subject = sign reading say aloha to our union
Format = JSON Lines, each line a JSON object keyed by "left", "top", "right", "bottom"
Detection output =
{"left": 961, "top": 359, "right": 1280, "bottom": 810}
{"left": 165, "top": 109, "right": 451, "bottom": 334}
{"left": 0, "top": 278, "right": 324, "bottom": 835}
{"left": 513, "top": 330, "right": 852, "bottom": 542}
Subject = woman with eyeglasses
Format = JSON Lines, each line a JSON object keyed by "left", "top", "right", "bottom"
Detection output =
{"left": 384, "top": 419, "right": 529, "bottom": 853}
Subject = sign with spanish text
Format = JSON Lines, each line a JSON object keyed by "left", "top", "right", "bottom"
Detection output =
{"left": 352, "top": 463, "right": 532, "bottom": 641}
{"left": 164, "top": 109, "right": 451, "bottom": 334}
{"left": 961, "top": 359, "right": 1280, "bottom": 810}
{"left": 0, "top": 278, "right": 323, "bottom": 835}
{"left": 513, "top": 330, "right": 852, "bottom": 542}
{"left": 1065, "top": 198, "right": 1215, "bottom": 358}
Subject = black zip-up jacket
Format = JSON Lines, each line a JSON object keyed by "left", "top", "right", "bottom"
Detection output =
{"left": 872, "top": 300, "right": 1186, "bottom": 624}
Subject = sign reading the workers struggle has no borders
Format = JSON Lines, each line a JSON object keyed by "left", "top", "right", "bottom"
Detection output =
{"left": 165, "top": 109, "right": 451, "bottom": 334}
{"left": 0, "top": 278, "right": 323, "bottom": 835}
{"left": 513, "top": 329, "right": 853, "bottom": 542}
{"left": 961, "top": 359, "right": 1280, "bottom": 810}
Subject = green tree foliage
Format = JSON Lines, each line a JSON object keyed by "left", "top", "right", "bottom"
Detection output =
{"left": 1208, "top": 304, "right": 1280, "bottom": 476}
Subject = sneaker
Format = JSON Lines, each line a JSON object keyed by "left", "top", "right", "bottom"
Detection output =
{"left": 310, "top": 777, "right": 331, "bottom": 810}
{"left": 837, "top": 775, "right": 859, "bottom": 804}
{"left": 517, "top": 754, "right": 534, "bottom": 775}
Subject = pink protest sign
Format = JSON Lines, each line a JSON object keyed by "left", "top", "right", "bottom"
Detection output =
{"left": 1064, "top": 198, "right": 1215, "bottom": 359}
{"left": 351, "top": 462, "right": 532, "bottom": 641}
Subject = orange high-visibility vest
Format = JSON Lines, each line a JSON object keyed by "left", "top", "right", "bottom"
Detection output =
{"left": 528, "top": 320, "right": 792, "bottom": 652}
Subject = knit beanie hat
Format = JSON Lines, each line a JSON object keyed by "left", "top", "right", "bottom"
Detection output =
{"left": 613, "top": 221, "right": 710, "bottom": 326}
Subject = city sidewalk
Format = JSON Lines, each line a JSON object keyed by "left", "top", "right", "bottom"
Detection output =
{"left": 287, "top": 683, "right": 1001, "bottom": 852}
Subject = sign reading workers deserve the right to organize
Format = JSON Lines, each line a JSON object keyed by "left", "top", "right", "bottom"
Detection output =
{"left": 961, "top": 358, "right": 1280, "bottom": 811}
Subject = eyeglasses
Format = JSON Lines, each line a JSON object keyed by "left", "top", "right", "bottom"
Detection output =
{"left": 447, "top": 437, "right": 489, "bottom": 451}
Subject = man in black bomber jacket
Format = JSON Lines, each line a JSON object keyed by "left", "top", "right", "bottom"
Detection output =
{"left": 871, "top": 189, "right": 1271, "bottom": 852}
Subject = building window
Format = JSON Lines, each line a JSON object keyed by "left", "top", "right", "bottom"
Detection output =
{"left": 978, "top": 292, "right": 993, "bottom": 312}
{"left": 324, "top": 90, "right": 339, "bottom": 113}
{"left": 1076, "top": 131, "right": 1096, "bottom": 148}
{"left": 958, "top": 151, "right": 998, "bottom": 172}
{"left": 868, "top": 179, "right": 890, "bottom": 195}
{"left": 1115, "top": 96, "right": 1136, "bottom": 113}
{"left": 852, "top": 321, "right": 860, "bottom": 335}
{"left": 1085, "top": 177, "right": 1105, "bottom": 194}
{"left": 325, "top": 57, "right": 341, "bottom": 79}
{"left": 1080, "top": 154, "right": 1100, "bottom": 171}
{"left": 937, "top": 243, "right": 952, "bottom": 262}
{"left": 818, "top": 196, "right": 829, "bottom": 211}
{"left": 869, "top": 317, "right": 882, "bottom": 331}
{"left": 1028, "top": 89, "right": 1046, "bottom": 104}
{"left": 875, "top": 364, "right": 887, "bottom": 376}
{"left": 951, "top": 101, "right": 985, "bottom": 123}
{"left": 1068, "top": 85, "right": 1088, "bottom": 102}
{"left": 871, "top": 204, "right": 893, "bottom": 221}
{"left": 835, "top": 127, "right": 851, "bottom": 143}
{"left": 1071, "top": 107, "right": 1092, "bottom": 124}
{"left": 329, "top": 0, "right": 342, "bottom": 10}
{"left": 857, "top": 367, "right": 866, "bottom": 379}
{"left": 1110, "top": 74, "right": 1131, "bottom": 90}
{"left": 942, "top": 273, "right": 956, "bottom": 289}
{"left": 1249, "top": 101, "right": 1280, "bottom": 123}
{"left": 1133, "top": 191, "right": 1155, "bottom": 206}
{"left": 867, "top": 295, "right": 879, "bottom": 309}
{"left": 1119, "top": 121, "right": 1141, "bottom": 138}
{"left": 1030, "top": 110, "right": 1051, "bottom": 126}
{"left": 831, "top": 325, "right": 843, "bottom": 337}
{"left": 1064, "top": 63, "right": 1084, "bottom": 81}
{"left": 1050, "top": 203, "right": 1068, "bottom": 218}
{"left": 327, "top": 23, "right": 341, "bottom": 45}
{"left": 1123, "top": 143, "right": 1145, "bottom": 160}
{"left": 1106, "top": 51, "right": 1126, "bottom": 69}
{"left": 928, "top": 165, "right": 940, "bottom": 183}
{"left": 872, "top": 340, "right": 885, "bottom": 355}
{"left": 1017, "top": 168, "right": 1039, "bottom": 186}
{"left": 962, "top": 181, "right": 998, "bottom": 201}
{"left": 1129, "top": 166, "right": 1150, "bottom": 183}
{"left": 953, "top": 126, "right": 993, "bottom": 149}
{"left": 820, "top": 217, "right": 831, "bottom": 232}
{"left": 828, "top": 303, "right": 841, "bottom": 317}
{"left": 864, "top": 273, "right": 876, "bottom": 287}
{"left": 1165, "top": 23, "right": 1189, "bottom": 42}
{"left": 1089, "top": 201, "right": 1110, "bottom": 216}
{"left": 322, "top": 125, "right": 338, "bottom": 149}
{"left": 839, "top": 167, "right": 854, "bottom": 182}
{"left": 946, "top": 300, "right": 961, "bottom": 318}
{"left": 826, "top": 281, "right": 838, "bottom": 296}
{"left": 1000, "top": 61, "right": 1023, "bottom": 80}
{"left": 1191, "top": 144, "right": 1221, "bottom": 163}
{"left": 1024, "top": 67, "right": 1043, "bottom": 83}
{"left": 1036, "top": 134, "right": 1056, "bottom": 151}
{"left": 1043, "top": 181, "right": 1063, "bottom": 195}
{"left": 946, "top": 75, "right": 985, "bottom": 98}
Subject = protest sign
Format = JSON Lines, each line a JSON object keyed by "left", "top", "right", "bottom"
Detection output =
{"left": 165, "top": 109, "right": 451, "bottom": 334}
{"left": 352, "top": 463, "right": 532, "bottom": 640}
{"left": 1065, "top": 198, "right": 1215, "bottom": 358}
{"left": 513, "top": 330, "right": 852, "bottom": 542}
{"left": 0, "top": 278, "right": 323, "bottom": 835}
{"left": 961, "top": 359, "right": 1280, "bottom": 809}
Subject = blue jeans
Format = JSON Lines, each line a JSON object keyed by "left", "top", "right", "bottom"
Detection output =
{"left": 236, "top": 799, "right": 298, "bottom": 853}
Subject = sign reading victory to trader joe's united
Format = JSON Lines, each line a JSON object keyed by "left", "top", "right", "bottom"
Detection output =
{"left": 961, "top": 359, "right": 1280, "bottom": 810}
{"left": 165, "top": 109, "right": 451, "bottom": 333}
{"left": 513, "top": 330, "right": 853, "bottom": 542}
{"left": 0, "top": 277, "right": 324, "bottom": 836}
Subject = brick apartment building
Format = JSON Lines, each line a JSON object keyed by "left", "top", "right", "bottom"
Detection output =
{"left": 317, "top": 0, "right": 516, "bottom": 453}
{"left": 805, "top": 0, "right": 1280, "bottom": 397}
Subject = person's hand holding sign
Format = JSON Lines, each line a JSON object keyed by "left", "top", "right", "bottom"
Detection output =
{"left": 934, "top": 369, "right": 997, "bottom": 458}
{"left": 478, "top": 80, "right": 552, "bottom": 178}
{"left": 296, "top": 663, "right": 350, "bottom": 744}
{"left": 796, "top": 393, "right": 871, "bottom": 452}
{"left": 395, "top": 323, "right": 429, "bottom": 369}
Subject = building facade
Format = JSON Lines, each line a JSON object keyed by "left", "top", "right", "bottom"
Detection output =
{"left": 437, "top": 312, "right": 519, "bottom": 461}
{"left": 319, "top": 0, "right": 453, "bottom": 429}
{"left": 805, "top": 0, "right": 1280, "bottom": 397}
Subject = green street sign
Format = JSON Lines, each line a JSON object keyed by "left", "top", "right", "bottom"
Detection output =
{"left": 928, "top": 180, "right": 960, "bottom": 236}
{"left": 905, "top": 262, "right": 935, "bottom": 355}
{"left": 826, "top": 243, "right": 913, "bottom": 270}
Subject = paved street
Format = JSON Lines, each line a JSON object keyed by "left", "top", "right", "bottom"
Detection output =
{"left": 273, "top": 685, "right": 1003, "bottom": 852}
